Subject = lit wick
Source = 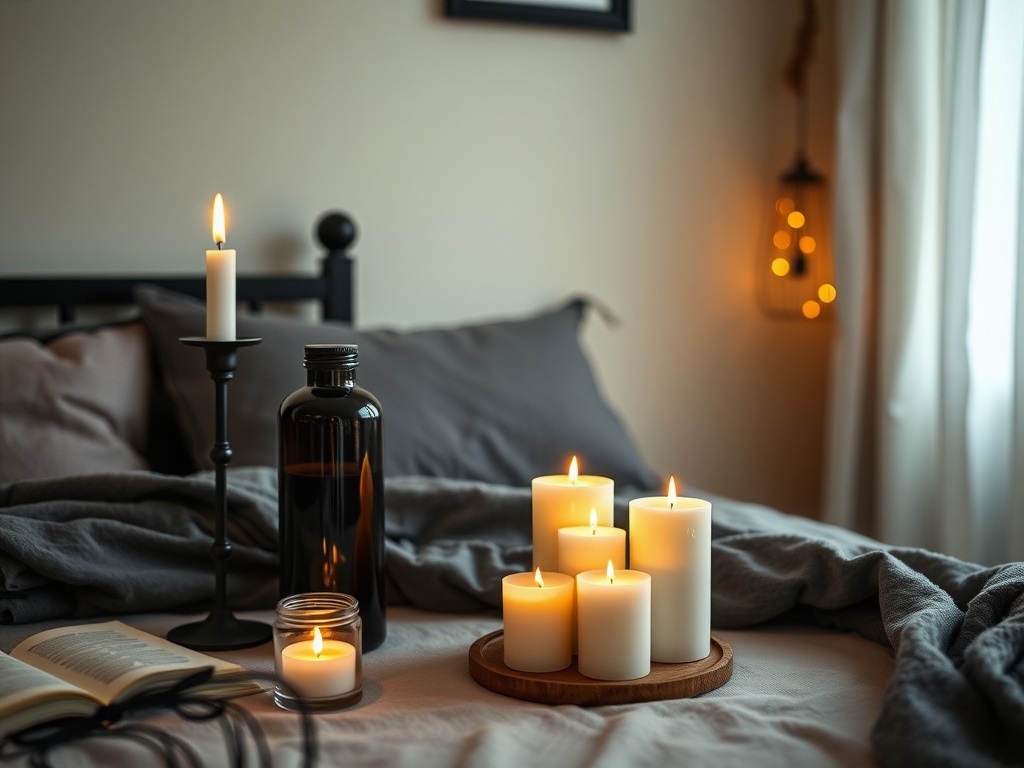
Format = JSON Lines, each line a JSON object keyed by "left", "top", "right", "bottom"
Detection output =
{"left": 668, "top": 476, "right": 677, "bottom": 510}
{"left": 212, "top": 192, "right": 226, "bottom": 251}
{"left": 312, "top": 626, "right": 323, "bottom": 659}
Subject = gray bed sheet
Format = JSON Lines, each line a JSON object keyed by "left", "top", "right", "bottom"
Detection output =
{"left": 0, "top": 606, "right": 894, "bottom": 768}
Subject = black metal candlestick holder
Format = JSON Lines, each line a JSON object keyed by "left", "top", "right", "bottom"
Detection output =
{"left": 167, "top": 336, "right": 273, "bottom": 650}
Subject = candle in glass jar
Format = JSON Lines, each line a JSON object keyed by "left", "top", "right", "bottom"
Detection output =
{"left": 629, "top": 477, "right": 711, "bottom": 663}
{"left": 279, "top": 626, "right": 357, "bottom": 699}
{"left": 532, "top": 456, "right": 613, "bottom": 572}
{"left": 502, "top": 568, "right": 574, "bottom": 673}
{"left": 205, "top": 192, "right": 236, "bottom": 340}
{"left": 576, "top": 561, "right": 651, "bottom": 681}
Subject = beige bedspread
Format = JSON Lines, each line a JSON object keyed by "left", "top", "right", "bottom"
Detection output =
{"left": 0, "top": 606, "right": 893, "bottom": 768}
{"left": 5, "top": 472, "right": 1022, "bottom": 766}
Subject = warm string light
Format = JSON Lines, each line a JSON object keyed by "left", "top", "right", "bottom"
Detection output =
{"left": 758, "top": 0, "right": 835, "bottom": 320}
{"left": 768, "top": 193, "right": 836, "bottom": 319}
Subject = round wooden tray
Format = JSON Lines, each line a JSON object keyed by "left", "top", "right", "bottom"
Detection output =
{"left": 468, "top": 630, "right": 732, "bottom": 706}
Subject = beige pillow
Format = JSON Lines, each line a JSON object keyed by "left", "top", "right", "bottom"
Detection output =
{"left": 0, "top": 322, "right": 152, "bottom": 483}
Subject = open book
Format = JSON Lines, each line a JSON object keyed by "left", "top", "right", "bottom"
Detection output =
{"left": 0, "top": 620, "right": 261, "bottom": 739}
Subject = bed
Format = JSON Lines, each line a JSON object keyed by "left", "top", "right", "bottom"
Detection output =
{"left": 0, "top": 212, "right": 1021, "bottom": 768}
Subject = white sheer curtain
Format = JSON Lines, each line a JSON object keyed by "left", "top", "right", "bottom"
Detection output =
{"left": 825, "top": 0, "right": 1024, "bottom": 564}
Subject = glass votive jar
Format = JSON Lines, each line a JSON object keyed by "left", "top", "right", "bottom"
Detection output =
{"left": 274, "top": 592, "right": 362, "bottom": 711}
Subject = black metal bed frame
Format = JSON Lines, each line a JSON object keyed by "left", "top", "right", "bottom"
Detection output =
{"left": 0, "top": 211, "right": 357, "bottom": 325}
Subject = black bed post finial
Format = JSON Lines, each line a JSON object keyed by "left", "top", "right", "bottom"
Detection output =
{"left": 316, "top": 211, "right": 357, "bottom": 323}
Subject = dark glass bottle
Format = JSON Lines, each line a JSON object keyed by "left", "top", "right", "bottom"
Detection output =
{"left": 278, "top": 344, "right": 386, "bottom": 651}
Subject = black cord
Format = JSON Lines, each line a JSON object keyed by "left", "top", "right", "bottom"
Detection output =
{"left": 0, "top": 669, "right": 316, "bottom": 768}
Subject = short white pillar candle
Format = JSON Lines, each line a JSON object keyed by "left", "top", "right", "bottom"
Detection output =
{"left": 576, "top": 563, "right": 651, "bottom": 681}
{"left": 502, "top": 569, "right": 574, "bottom": 673}
{"left": 557, "top": 512, "right": 626, "bottom": 578}
{"left": 558, "top": 511, "right": 627, "bottom": 653}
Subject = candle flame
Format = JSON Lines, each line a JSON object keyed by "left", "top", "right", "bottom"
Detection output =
{"left": 568, "top": 456, "right": 579, "bottom": 485}
{"left": 534, "top": 567, "right": 545, "bottom": 588}
{"left": 606, "top": 559, "right": 615, "bottom": 584}
{"left": 312, "top": 626, "right": 323, "bottom": 657}
{"left": 212, "top": 193, "right": 226, "bottom": 246}
{"left": 589, "top": 508, "right": 597, "bottom": 533}
{"left": 668, "top": 476, "right": 677, "bottom": 509}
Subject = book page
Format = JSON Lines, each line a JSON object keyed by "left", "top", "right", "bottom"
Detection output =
{"left": 0, "top": 650, "right": 90, "bottom": 705}
{"left": 10, "top": 621, "right": 244, "bottom": 703}
{"left": 0, "top": 651, "right": 101, "bottom": 738}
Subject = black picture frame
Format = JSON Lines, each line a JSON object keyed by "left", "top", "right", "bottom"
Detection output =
{"left": 445, "top": 0, "right": 630, "bottom": 32}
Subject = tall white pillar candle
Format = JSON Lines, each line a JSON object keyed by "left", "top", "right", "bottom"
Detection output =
{"left": 205, "top": 193, "right": 236, "bottom": 340}
{"left": 532, "top": 457, "right": 613, "bottom": 572}
{"left": 629, "top": 478, "right": 711, "bottom": 663}
{"left": 502, "top": 569, "right": 574, "bottom": 673}
{"left": 576, "top": 563, "right": 651, "bottom": 681}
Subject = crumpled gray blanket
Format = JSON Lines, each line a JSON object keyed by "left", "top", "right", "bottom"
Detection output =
{"left": 1, "top": 469, "right": 1022, "bottom": 768}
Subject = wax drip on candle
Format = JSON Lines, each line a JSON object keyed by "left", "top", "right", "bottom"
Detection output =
{"left": 534, "top": 567, "right": 545, "bottom": 588}
{"left": 569, "top": 456, "right": 579, "bottom": 486}
{"left": 606, "top": 560, "right": 615, "bottom": 585}
{"left": 668, "top": 476, "right": 677, "bottom": 510}
{"left": 312, "top": 626, "right": 323, "bottom": 659}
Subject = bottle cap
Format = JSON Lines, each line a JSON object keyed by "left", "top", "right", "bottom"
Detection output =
{"left": 303, "top": 344, "right": 358, "bottom": 369}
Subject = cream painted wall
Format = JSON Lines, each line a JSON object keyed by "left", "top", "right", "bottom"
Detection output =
{"left": 0, "top": 0, "right": 835, "bottom": 517}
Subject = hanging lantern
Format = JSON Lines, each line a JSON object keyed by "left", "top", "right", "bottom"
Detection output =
{"left": 757, "top": 0, "right": 835, "bottom": 320}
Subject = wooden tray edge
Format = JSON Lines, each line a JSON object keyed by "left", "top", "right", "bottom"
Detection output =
{"left": 468, "top": 630, "right": 732, "bottom": 706}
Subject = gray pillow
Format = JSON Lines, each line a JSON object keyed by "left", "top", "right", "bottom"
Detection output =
{"left": 136, "top": 285, "right": 656, "bottom": 489}
{"left": 0, "top": 322, "right": 152, "bottom": 483}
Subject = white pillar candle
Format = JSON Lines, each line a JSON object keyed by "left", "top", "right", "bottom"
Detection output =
{"left": 532, "top": 456, "right": 613, "bottom": 572}
{"left": 576, "top": 563, "right": 651, "bottom": 681}
{"left": 280, "top": 628, "right": 357, "bottom": 699}
{"left": 502, "top": 569, "right": 574, "bottom": 673}
{"left": 559, "top": 512, "right": 627, "bottom": 653}
{"left": 629, "top": 477, "right": 712, "bottom": 663}
{"left": 557, "top": 511, "right": 626, "bottom": 577}
{"left": 205, "top": 192, "right": 236, "bottom": 340}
